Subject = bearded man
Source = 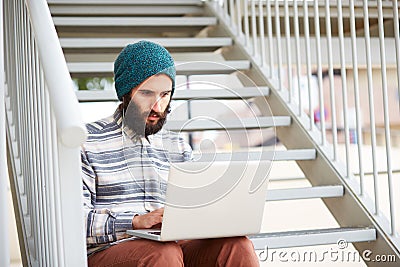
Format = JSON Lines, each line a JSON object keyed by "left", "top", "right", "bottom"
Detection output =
{"left": 81, "top": 41, "right": 259, "bottom": 267}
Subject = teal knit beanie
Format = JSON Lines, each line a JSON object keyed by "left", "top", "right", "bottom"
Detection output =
{"left": 114, "top": 41, "right": 176, "bottom": 100}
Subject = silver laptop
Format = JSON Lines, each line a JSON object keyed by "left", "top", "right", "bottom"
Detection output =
{"left": 126, "top": 160, "right": 271, "bottom": 241}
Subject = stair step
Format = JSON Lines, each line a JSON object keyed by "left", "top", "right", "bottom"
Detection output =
{"left": 75, "top": 87, "right": 270, "bottom": 102}
{"left": 267, "top": 185, "right": 344, "bottom": 201}
{"left": 174, "top": 87, "right": 270, "bottom": 100}
{"left": 53, "top": 17, "right": 217, "bottom": 27}
{"left": 250, "top": 227, "right": 376, "bottom": 249}
{"left": 50, "top": 5, "right": 204, "bottom": 16}
{"left": 75, "top": 90, "right": 117, "bottom": 102}
{"left": 165, "top": 116, "right": 291, "bottom": 132}
{"left": 47, "top": 0, "right": 203, "bottom": 5}
{"left": 176, "top": 61, "right": 251, "bottom": 75}
{"left": 193, "top": 149, "right": 315, "bottom": 162}
{"left": 67, "top": 60, "right": 251, "bottom": 75}
{"left": 66, "top": 52, "right": 238, "bottom": 63}
{"left": 60, "top": 37, "right": 232, "bottom": 49}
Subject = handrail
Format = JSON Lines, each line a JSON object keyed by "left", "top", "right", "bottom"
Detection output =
{"left": 0, "top": 0, "right": 10, "bottom": 265}
{"left": 4, "top": 0, "right": 88, "bottom": 265}
{"left": 26, "top": 0, "right": 87, "bottom": 147}
{"left": 208, "top": 0, "right": 400, "bottom": 258}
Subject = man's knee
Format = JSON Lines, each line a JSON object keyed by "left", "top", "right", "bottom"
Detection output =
{"left": 221, "top": 236, "right": 254, "bottom": 251}
{"left": 141, "top": 242, "right": 184, "bottom": 266}
{"left": 218, "top": 237, "right": 259, "bottom": 266}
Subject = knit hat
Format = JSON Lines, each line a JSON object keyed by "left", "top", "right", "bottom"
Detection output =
{"left": 114, "top": 41, "right": 176, "bottom": 100}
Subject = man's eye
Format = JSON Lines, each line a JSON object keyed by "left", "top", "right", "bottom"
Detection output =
{"left": 141, "top": 91, "right": 152, "bottom": 96}
{"left": 162, "top": 92, "right": 171, "bottom": 97}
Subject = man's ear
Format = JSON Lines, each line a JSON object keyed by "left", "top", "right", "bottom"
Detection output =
{"left": 167, "top": 100, "right": 172, "bottom": 114}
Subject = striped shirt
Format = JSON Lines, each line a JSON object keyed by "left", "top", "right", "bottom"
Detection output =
{"left": 81, "top": 108, "right": 192, "bottom": 255}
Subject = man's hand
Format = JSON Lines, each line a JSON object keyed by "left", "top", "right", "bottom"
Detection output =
{"left": 132, "top": 208, "right": 164, "bottom": 229}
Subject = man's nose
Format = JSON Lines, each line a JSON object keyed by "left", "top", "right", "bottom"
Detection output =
{"left": 152, "top": 98, "right": 163, "bottom": 113}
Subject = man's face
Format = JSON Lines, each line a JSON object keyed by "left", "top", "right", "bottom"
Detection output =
{"left": 124, "top": 74, "right": 172, "bottom": 137}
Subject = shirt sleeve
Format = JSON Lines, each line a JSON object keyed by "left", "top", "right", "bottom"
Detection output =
{"left": 81, "top": 148, "right": 137, "bottom": 245}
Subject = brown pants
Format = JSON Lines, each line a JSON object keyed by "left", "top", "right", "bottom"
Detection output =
{"left": 87, "top": 236, "right": 259, "bottom": 267}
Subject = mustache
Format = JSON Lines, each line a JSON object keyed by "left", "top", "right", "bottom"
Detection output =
{"left": 147, "top": 110, "right": 165, "bottom": 118}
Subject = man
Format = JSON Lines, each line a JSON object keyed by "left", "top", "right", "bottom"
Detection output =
{"left": 81, "top": 41, "right": 259, "bottom": 266}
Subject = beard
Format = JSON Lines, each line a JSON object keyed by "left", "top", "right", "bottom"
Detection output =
{"left": 123, "top": 100, "right": 170, "bottom": 138}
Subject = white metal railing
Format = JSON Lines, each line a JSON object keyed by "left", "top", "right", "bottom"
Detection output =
{"left": 210, "top": 0, "right": 400, "bottom": 252}
{"left": 0, "top": 0, "right": 10, "bottom": 266}
{"left": 3, "top": 0, "right": 87, "bottom": 266}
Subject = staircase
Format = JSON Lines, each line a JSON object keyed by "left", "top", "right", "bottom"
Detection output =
{"left": 4, "top": 0, "right": 400, "bottom": 266}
